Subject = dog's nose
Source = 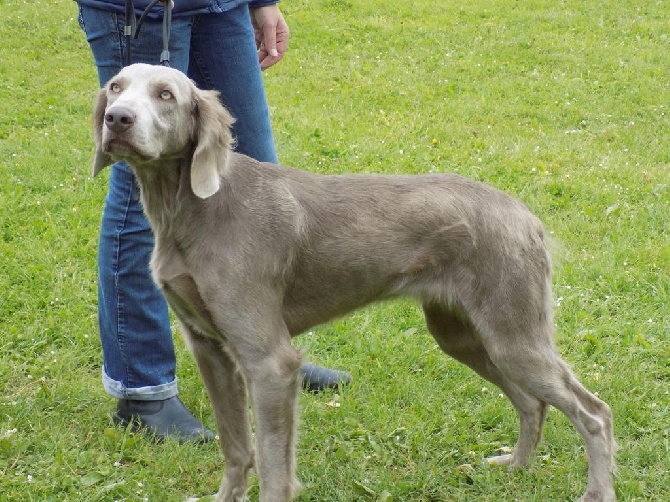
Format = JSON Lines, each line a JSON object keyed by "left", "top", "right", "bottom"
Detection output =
{"left": 105, "top": 106, "right": 136, "bottom": 133}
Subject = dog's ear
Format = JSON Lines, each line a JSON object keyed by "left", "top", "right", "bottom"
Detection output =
{"left": 191, "top": 89, "right": 235, "bottom": 199}
{"left": 92, "top": 88, "right": 113, "bottom": 177}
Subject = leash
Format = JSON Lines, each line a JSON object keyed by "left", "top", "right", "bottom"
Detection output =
{"left": 123, "top": 0, "right": 136, "bottom": 66}
{"left": 123, "top": 0, "right": 173, "bottom": 67}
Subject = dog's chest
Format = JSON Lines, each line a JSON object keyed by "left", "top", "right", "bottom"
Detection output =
{"left": 161, "top": 272, "right": 219, "bottom": 338}
{"left": 151, "top": 240, "right": 219, "bottom": 338}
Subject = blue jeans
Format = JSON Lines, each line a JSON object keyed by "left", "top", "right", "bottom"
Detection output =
{"left": 79, "top": 4, "right": 278, "bottom": 400}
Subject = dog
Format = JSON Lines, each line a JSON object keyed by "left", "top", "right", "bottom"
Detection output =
{"left": 92, "top": 63, "right": 616, "bottom": 502}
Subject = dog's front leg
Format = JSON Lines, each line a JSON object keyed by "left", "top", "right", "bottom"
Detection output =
{"left": 235, "top": 322, "right": 304, "bottom": 502}
{"left": 183, "top": 326, "right": 255, "bottom": 502}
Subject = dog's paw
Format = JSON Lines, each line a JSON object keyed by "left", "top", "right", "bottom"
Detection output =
{"left": 485, "top": 453, "right": 516, "bottom": 466}
{"left": 184, "top": 496, "right": 249, "bottom": 502}
{"left": 576, "top": 489, "right": 617, "bottom": 502}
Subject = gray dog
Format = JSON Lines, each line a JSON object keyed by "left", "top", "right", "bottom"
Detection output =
{"left": 92, "top": 63, "right": 616, "bottom": 502}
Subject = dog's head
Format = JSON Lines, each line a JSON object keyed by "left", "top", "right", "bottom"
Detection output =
{"left": 93, "top": 63, "right": 235, "bottom": 198}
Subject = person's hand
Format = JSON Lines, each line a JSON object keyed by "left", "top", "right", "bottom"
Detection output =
{"left": 250, "top": 5, "right": 289, "bottom": 70}
{"left": 159, "top": 1, "right": 174, "bottom": 7}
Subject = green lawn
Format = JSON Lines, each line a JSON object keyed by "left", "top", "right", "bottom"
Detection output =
{"left": 1, "top": 0, "right": 668, "bottom": 500}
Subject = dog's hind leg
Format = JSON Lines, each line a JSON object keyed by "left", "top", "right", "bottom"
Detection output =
{"left": 491, "top": 350, "right": 614, "bottom": 501}
{"left": 423, "top": 303, "right": 548, "bottom": 467}
{"left": 183, "top": 327, "right": 255, "bottom": 502}
{"left": 475, "top": 304, "right": 616, "bottom": 501}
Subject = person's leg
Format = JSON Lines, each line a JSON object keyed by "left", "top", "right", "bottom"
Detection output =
{"left": 97, "top": 161, "right": 176, "bottom": 399}
{"left": 188, "top": 6, "right": 352, "bottom": 391}
{"left": 187, "top": 5, "right": 277, "bottom": 163}
{"left": 79, "top": 5, "right": 213, "bottom": 440}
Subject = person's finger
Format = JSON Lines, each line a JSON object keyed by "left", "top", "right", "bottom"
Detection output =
{"left": 251, "top": 6, "right": 289, "bottom": 71}
{"left": 259, "top": 23, "right": 279, "bottom": 68}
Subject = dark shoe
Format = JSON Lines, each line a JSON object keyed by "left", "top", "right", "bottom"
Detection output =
{"left": 300, "top": 363, "right": 352, "bottom": 393}
{"left": 114, "top": 396, "right": 216, "bottom": 443}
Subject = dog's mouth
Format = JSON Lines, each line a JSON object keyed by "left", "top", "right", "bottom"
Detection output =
{"left": 107, "top": 138, "right": 134, "bottom": 152}
{"left": 104, "top": 137, "right": 150, "bottom": 162}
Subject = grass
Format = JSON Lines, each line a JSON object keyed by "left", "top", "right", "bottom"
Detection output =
{"left": 0, "top": 0, "right": 668, "bottom": 500}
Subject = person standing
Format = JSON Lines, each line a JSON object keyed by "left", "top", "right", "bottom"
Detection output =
{"left": 75, "top": 0, "right": 351, "bottom": 442}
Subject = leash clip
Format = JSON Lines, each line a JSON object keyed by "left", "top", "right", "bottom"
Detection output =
{"left": 160, "top": 51, "right": 171, "bottom": 67}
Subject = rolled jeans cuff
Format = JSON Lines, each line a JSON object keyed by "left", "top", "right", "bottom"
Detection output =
{"left": 102, "top": 367, "right": 179, "bottom": 400}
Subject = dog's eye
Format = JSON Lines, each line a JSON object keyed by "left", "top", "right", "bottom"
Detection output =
{"left": 160, "top": 90, "right": 173, "bottom": 100}
{"left": 110, "top": 83, "right": 121, "bottom": 93}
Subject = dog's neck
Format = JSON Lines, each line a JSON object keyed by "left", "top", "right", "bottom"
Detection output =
{"left": 129, "top": 156, "right": 193, "bottom": 234}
